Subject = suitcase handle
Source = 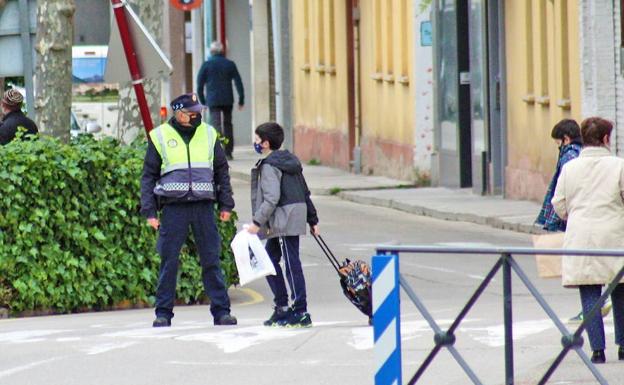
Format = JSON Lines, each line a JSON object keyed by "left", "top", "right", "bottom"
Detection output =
{"left": 312, "top": 233, "right": 342, "bottom": 275}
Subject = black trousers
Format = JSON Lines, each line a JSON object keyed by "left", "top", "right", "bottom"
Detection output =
{"left": 155, "top": 201, "right": 231, "bottom": 320}
{"left": 265, "top": 236, "right": 308, "bottom": 313}
{"left": 209, "top": 105, "right": 234, "bottom": 157}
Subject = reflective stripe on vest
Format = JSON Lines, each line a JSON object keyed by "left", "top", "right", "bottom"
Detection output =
{"left": 149, "top": 122, "right": 217, "bottom": 175}
{"left": 148, "top": 122, "right": 218, "bottom": 198}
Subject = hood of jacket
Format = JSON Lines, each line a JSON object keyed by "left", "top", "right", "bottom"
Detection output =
{"left": 262, "top": 150, "right": 303, "bottom": 175}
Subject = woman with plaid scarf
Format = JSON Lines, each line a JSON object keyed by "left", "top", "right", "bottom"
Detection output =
{"left": 536, "top": 119, "right": 582, "bottom": 232}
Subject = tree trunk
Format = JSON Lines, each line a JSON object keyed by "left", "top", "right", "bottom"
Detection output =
{"left": 115, "top": 0, "right": 163, "bottom": 143}
{"left": 34, "top": 0, "right": 75, "bottom": 142}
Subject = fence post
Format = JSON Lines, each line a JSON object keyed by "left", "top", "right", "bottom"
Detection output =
{"left": 373, "top": 253, "right": 402, "bottom": 385}
{"left": 502, "top": 253, "right": 514, "bottom": 385}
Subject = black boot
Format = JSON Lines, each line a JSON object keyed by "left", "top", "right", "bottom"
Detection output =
{"left": 591, "top": 350, "right": 606, "bottom": 364}
{"left": 214, "top": 313, "right": 237, "bottom": 326}
{"left": 152, "top": 316, "right": 171, "bottom": 327}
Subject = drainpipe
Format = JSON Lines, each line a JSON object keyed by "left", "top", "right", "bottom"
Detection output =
{"left": 218, "top": 0, "right": 226, "bottom": 54}
{"left": 204, "top": 0, "right": 215, "bottom": 60}
{"left": 347, "top": 0, "right": 362, "bottom": 173}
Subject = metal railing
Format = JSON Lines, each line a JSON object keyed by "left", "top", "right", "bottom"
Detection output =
{"left": 372, "top": 246, "right": 624, "bottom": 385}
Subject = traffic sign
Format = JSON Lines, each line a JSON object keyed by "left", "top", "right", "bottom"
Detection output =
{"left": 170, "top": 0, "right": 202, "bottom": 11}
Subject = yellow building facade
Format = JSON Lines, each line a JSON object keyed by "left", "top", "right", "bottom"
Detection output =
{"left": 291, "top": 0, "right": 418, "bottom": 180}
{"left": 504, "top": 0, "right": 581, "bottom": 200}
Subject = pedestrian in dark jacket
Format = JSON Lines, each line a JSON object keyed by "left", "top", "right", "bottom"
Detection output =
{"left": 196, "top": 41, "right": 244, "bottom": 160}
{"left": 140, "top": 93, "right": 237, "bottom": 328}
{"left": 0, "top": 89, "right": 38, "bottom": 145}
{"left": 247, "top": 122, "right": 319, "bottom": 328}
{"left": 536, "top": 119, "right": 582, "bottom": 232}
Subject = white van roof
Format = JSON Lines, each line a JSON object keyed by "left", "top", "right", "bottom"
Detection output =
{"left": 72, "top": 45, "right": 108, "bottom": 59}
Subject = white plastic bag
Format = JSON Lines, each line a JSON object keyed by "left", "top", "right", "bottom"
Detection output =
{"left": 230, "top": 228, "right": 276, "bottom": 286}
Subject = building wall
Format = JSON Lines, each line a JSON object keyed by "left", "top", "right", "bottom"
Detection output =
{"left": 291, "top": 0, "right": 417, "bottom": 179}
{"left": 614, "top": 0, "right": 624, "bottom": 154}
{"left": 504, "top": 0, "right": 581, "bottom": 201}
{"left": 292, "top": 0, "right": 351, "bottom": 169}
{"left": 358, "top": 0, "right": 415, "bottom": 179}
{"left": 580, "top": 0, "right": 616, "bottom": 129}
{"left": 225, "top": 0, "right": 253, "bottom": 146}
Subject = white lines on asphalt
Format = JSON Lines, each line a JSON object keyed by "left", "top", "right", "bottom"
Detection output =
{"left": 175, "top": 325, "right": 311, "bottom": 353}
{"left": 400, "top": 261, "right": 494, "bottom": 281}
{"left": 56, "top": 337, "right": 82, "bottom": 342}
{"left": 349, "top": 319, "right": 483, "bottom": 351}
{"left": 0, "top": 357, "right": 63, "bottom": 379}
{"left": 82, "top": 341, "right": 138, "bottom": 355}
{"left": 460, "top": 319, "right": 554, "bottom": 347}
{"left": 101, "top": 325, "right": 204, "bottom": 339}
{"left": 175, "top": 321, "right": 349, "bottom": 353}
{"left": 0, "top": 330, "right": 70, "bottom": 343}
{"left": 349, "top": 247, "right": 371, "bottom": 252}
{"left": 436, "top": 242, "right": 497, "bottom": 248}
{"left": 167, "top": 360, "right": 372, "bottom": 367}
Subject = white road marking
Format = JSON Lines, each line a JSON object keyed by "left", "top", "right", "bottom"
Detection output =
{"left": 462, "top": 319, "right": 554, "bottom": 347}
{"left": 401, "top": 261, "right": 494, "bottom": 281}
{"left": 83, "top": 341, "right": 138, "bottom": 355}
{"left": 436, "top": 242, "right": 497, "bottom": 248}
{"left": 0, "top": 357, "right": 62, "bottom": 379}
{"left": 176, "top": 325, "right": 311, "bottom": 353}
{"left": 168, "top": 360, "right": 372, "bottom": 367}
{"left": 0, "top": 330, "right": 69, "bottom": 343}
{"left": 101, "top": 325, "right": 204, "bottom": 339}
{"left": 350, "top": 319, "right": 483, "bottom": 350}
{"left": 56, "top": 337, "right": 82, "bottom": 342}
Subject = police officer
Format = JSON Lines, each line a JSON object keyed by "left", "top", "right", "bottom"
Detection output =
{"left": 141, "top": 93, "right": 237, "bottom": 327}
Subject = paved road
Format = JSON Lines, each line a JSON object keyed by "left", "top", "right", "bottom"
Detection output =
{"left": 1, "top": 178, "right": 621, "bottom": 384}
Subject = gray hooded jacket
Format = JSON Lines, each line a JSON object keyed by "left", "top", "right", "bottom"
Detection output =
{"left": 251, "top": 150, "right": 319, "bottom": 239}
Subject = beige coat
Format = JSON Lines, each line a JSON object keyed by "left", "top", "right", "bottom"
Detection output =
{"left": 552, "top": 146, "right": 624, "bottom": 287}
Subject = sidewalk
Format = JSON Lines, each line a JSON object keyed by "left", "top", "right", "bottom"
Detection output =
{"left": 229, "top": 148, "right": 542, "bottom": 235}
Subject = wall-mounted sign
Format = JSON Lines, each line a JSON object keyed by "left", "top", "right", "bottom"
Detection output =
{"left": 420, "top": 21, "right": 432, "bottom": 47}
{"left": 170, "top": 0, "right": 202, "bottom": 11}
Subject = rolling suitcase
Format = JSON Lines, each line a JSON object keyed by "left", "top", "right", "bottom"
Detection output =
{"left": 313, "top": 234, "right": 372, "bottom": 324}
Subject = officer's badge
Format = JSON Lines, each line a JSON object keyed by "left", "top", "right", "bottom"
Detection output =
{"left": 167, "top": 139, "right": 178, "bottom": 148}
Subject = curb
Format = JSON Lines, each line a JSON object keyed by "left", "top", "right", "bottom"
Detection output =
{"left": 338, "top": 191, "right": 544, "bottom": 235}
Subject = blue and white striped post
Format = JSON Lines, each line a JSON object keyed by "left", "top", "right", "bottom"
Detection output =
{"left": 373, "top": 253, "right": 402, "bottom": 385}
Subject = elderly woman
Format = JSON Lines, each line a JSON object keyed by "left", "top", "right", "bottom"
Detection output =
{"left": 552, "top": 117, "right": 624, "bottom": 364}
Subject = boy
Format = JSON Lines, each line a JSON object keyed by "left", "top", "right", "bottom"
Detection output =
{"left": 247, "top": 122, "right": 320, "bottom": 328}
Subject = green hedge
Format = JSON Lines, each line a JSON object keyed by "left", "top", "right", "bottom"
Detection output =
{"left": 0, "top": 134, "right": 238, "bottom": 314}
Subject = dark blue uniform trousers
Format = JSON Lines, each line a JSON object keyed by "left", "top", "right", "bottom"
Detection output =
{"left": 155, "top": 201, "right": 231, "bottom": 320}
{"left": 265, "top": 236, "right": 307, "bottom": 312}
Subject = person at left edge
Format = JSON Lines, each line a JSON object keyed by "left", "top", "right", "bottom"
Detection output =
{"left": 140, "top": 92, "right": 237, "bottom": 328}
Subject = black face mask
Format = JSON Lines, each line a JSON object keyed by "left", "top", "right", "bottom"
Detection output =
{"left": 189, "top": 113, "right": 202, "bottom": 128}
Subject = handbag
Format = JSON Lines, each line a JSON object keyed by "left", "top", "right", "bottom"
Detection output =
{"left": 230, "top": 228, "right": 276, "bottom": 286}
{"left": 532, "top": 232, "right": 564, "bottom": 278}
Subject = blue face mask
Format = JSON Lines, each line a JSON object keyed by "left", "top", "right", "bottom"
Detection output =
{"left": 254, "top": 142, "right": 263, "bottom": 154}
